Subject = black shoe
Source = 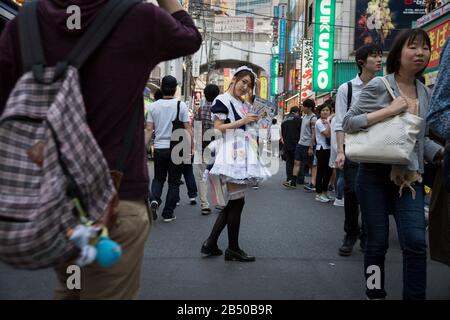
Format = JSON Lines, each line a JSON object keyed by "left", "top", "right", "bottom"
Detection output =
{"left": 225, "top": 248, "right": 255, "bottom": 262}
{"left": 283, "top": 180, "right": 296, "bottom": 189}
{"left": 201, "top": 241, "right": 223, "bottom": 256}
{"left": 338, "top": 235, "right": 357, "bottom": 256}
{"left": 359, "top": 234, "right": 367, "bottom": 252}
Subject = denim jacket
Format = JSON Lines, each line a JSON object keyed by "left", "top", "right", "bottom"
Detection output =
{"left": 342, "top": 73, "right": 442, "bottom": 173}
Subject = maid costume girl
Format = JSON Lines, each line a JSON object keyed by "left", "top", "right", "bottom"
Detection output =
{"left": 206, "top": 77, "right": 271, "bottom": 188}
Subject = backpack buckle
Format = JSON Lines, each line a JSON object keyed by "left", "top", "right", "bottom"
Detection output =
{"left": 53, "top": 61, "right": 68, "bottom": 82}
{"left": 31, "top": 64, "right": 45, "bottom": 83}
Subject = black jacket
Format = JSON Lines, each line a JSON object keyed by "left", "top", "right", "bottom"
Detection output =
{"left": 281, "top": 113, "right": 302, "bottom": 151}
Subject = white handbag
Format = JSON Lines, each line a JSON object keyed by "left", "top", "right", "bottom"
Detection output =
{"left": 345, "top": 77, "right": 423, "bottom": 165}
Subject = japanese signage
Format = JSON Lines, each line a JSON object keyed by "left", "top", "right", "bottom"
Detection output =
{"left": 246, "top": 17, "right": 254, "bottom": 33}
{"left": 273, "top": 6, "right": 279, "bottom": 46}
{"left": 426, "top": 19, "right": 449, "bottom": 71}
{"left": 312, "top": 0, "right": 335, "bottom": 92}
{"left": 214, "top": 17, "right": 247, "bottom": 33}
{"left": 271, "top": 56, "right": 279, "bottom": 96}
{"left": 354, "top": 0, "right": 426, "bottom": 51}
{"left": 417, "top": 3, "right": 450, "bottom": 86}
{"left": 279, "top": 19, "right": 287, "bottom": 63}
{"left": 192, "top": 49, "right": 201, "bottom": 78}
{"left": 259, "top": 76, "right": 269, "bottom": 100}
{"left": 301, "top": 39, "right": 314, "bottom": 101}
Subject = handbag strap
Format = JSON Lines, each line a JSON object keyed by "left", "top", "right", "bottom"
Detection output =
{"left": 346, "top": 81, "right": 352, "bottom": 110}
{"left": 380, "top": 77, "right": 396, "bottom": 100}
{"left": 381, "top": 77, "right": 421, "bottom": 116}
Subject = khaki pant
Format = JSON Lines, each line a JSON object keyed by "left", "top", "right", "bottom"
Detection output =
{"left": 54, "top": 200, "right": 151, "bottom": 300}
{"left": 194, "top": 161, "right": 210, "bottom": 209}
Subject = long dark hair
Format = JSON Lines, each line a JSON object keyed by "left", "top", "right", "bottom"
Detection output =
{"left": 386, "top": 28, "right": 431, "bottom": 77}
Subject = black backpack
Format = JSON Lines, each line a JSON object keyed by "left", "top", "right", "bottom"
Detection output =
{"left": 170, "top": 101, "right": 188, "bottom": 163}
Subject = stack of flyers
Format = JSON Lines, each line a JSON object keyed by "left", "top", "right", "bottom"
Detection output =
{"left": 251, "top": 97, "right": 275, "bottom": 125}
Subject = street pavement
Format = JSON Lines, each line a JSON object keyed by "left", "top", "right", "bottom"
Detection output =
{"left": 1, "top": 161, "right": 450, "bottom": 300}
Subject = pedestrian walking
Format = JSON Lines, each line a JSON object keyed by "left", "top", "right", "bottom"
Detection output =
{"left": 281, "top": 107, "right": 302, "bottom": 185}
{"left": 343, "top": 29, "right": 444, "bottom": 300}
{"left": 193, "top": 84, "right": 220, "bottom": 215}
{"left": 0, "top": 0, "right": 201, "bottom": 299}
{"left": 270, "top": 118, "right": 281, "bottom": 158}
{"left": 328, "top": 112, "right": 344, "bottom": 207}
{"left": 147, "top": 75, "right": 193, "bottom": 223}
{"left": 334, "top": 44, "right": 383, "bottom": 256}
{"left": 285, "top": 99, "right": 316, "bottom": 189}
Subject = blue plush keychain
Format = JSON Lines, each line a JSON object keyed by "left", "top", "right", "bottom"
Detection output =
{"left": 94, "top": 228, "right": 122, "bottom": 267}
{"left": 68, "top": 199, "right": 122, "bottom": 267}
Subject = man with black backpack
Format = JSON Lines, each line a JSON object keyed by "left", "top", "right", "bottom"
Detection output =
{"left": 281, "top": 106, "right": 302, "bottom": 185}
{"left": 146, "top": 75, "right": 192, "bottom": 223}
{"left": 0, "top": 0, "right": 201, "bottom": 299}
{"left": 334, "top": 44, "right": 383, "bottom": 256}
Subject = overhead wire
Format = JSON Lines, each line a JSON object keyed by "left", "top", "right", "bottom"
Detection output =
{"left": 196, "top": 3, "right": 419, "bottom": 32}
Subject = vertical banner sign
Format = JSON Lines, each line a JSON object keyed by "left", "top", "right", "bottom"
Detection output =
{"left": 279, "top": 4, "right": 287, "bottom": 64}
{"left": 259, "top": 76, "right": 269, "bottom": 100}
{"left": 312, "top": 0, "right": 336, "bottom": 92}
{"left": 273, "top": 6, "right": 279, "bottom": 46}
{"left": 301, "top": 39, "right": 314, "bottom": 100}
{"left": 271, "top": 56, "right": 279, "bottom": 96}
{"left": 192, "top": 50, "right": 201, "bottom": 78}
{"left": 279, "top": 19, "right": 286, "bottom": 64}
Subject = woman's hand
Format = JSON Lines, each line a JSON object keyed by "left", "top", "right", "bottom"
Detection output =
{"left": 387, "top": 96, "right": 409, "bottom": 116}
{"left": 242, "top": 113, "right": 258, "bottom": 125}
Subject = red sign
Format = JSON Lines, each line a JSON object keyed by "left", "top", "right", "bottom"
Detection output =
{"left": 426, "top": 19, "right": 450, "bottom": 71}
{"left": 246, "top": 18, "right": 254, "bottom": 33}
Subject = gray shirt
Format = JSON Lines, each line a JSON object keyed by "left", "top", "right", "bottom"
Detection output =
{"left": 342, "top": 74, "right": 442, "bottom": 173}
{"left": 298, "top": 113, "right": 317, "bottom": 146}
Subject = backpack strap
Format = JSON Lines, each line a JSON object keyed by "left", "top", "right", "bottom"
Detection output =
{"left": 19, "top": 0, "right": 46, "bottom": 82}
{"left": 176, "top": 101, "right": 181, "bottom": 121}
{"left": 346, "top": 81, "right": 352, "bottom": 110}
{"left": 19, "top": 0, "right": 140, "bottom": 82}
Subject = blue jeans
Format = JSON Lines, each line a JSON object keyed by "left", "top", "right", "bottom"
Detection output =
{"left": 357, "top": 164, "right": 427, "bottom": 300}
{"left": 181, "top": 163, "right": 198, "bottom": 199}
{"left": 151, "top": 149, "right": 183, "bottom": 218}
{"left": 335, "top": 169, "right": 344, "bottom": 200}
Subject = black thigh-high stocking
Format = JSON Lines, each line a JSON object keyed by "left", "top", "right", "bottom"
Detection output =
{"left": 226, "top": 198, "right": 245, "bottom": 251}
{"left": 206, "top": 202, "right": 231, "bottom": 247}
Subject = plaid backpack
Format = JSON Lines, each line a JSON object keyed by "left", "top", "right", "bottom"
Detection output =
{"left": 0, "top": 0, "right": 140, "bottom": 269}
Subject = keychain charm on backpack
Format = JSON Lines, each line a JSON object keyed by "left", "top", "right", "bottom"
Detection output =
{"left": 67, "top": 224, "right": 122, "bottom": 268}
{"left": 67, "top": 199, "right": 122, "bottom": 267}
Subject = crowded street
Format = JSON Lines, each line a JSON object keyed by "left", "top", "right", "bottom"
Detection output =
{"left": 1, "top": 162, "right": 450, "bottom": 299}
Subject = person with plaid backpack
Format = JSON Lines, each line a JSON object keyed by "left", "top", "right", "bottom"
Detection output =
{"left": 0, "top": 0, "right": 201, "bottom": 299}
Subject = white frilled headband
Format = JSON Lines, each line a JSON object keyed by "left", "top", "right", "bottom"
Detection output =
{"left": 233, "top": 66, "right": 257, "bottom": 78}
